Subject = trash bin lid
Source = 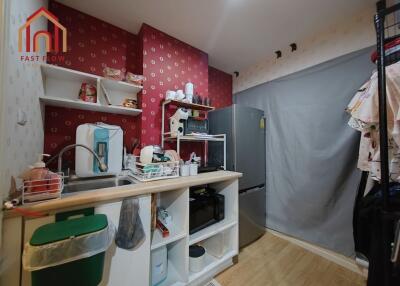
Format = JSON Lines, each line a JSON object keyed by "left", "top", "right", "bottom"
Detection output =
{"left": 30, "top": 214, "right": 108, "bottom": 246}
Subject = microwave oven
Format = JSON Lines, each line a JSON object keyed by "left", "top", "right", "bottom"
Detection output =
{"left": 189, "top": 187, "right": 224, "bottom": 234}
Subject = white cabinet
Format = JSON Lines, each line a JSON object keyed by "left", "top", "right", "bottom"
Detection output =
{"left": 187, "top": 179, "right": 239, "bottom": 286}
{"left": 0, "top": 217, "right": 23, "bottom": 286}
{"left": 4, "top": 177, "right": 239, "bottom": 286}
{"left": 96, "top": 195, "right": 152, "bottom": 286}
{"left": 149, "top": 179, "right": 239, "bottom": 286}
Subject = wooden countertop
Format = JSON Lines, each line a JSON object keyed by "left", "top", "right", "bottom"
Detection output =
{"left": 4, "top": 171, "right": 242, "bottom": 218}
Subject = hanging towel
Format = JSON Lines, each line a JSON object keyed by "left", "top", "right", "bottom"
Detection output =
{"left": 115, "top": 198, "right": 145, "bottom": 250}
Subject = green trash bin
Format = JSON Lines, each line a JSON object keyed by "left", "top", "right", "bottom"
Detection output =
{"left": 23, "top": 213, "right": 114, "bottom": 286}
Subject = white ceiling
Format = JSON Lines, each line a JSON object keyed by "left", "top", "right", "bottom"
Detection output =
{"left": 57, "top": 0, "right": 375, "bottom": 73}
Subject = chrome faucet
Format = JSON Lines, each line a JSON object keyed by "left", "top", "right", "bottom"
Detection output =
{"left": 46, "top": 144, "right": 108, "bottom": 175}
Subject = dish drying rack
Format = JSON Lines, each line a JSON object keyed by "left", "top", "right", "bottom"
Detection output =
{"left": 21, "top": 173, "right": 64, "bottom": 205}
{"left": 130, "top": 158, "right": 179, "bottom": 182}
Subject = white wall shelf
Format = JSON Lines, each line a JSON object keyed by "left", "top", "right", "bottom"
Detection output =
{"left": 106, "top": 104, "right": 142, "bottom": 116}
{"left": 41, "top": 63, "right": 99, "bottom": 89}
{"left": 39, "top": 96, "right": 142, "bottom": 116}
{"left": 39, "top": 63, "right": 143, "bottom": 117}
{"left": 100, "top": 77, "right": 142, "bottom": 94}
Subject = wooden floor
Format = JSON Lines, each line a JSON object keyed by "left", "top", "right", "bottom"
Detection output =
{"left": 216, "top": 233, "right": 366, "bottom": 286}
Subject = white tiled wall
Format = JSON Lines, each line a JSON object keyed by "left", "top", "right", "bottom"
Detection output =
{"left": 0, "top": 0, "right": 48, "bottom": 202}
{"left": 233, "top": 6, "right": 376, "bottom": 93}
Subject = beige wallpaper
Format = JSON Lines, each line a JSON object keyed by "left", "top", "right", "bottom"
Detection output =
{"left": 233, "top": 5, "right": 376, "bottom": 93}
{"left": 0, "top": 0, "right": 48, "bottom": 201}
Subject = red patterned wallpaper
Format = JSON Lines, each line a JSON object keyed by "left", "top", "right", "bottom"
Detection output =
{"left": 48, "top": 0, "right": 140, "bottom": 75}
{"left": 140, "top": 24, "right": 209, "bottom": 146}
{"left": 208, "top": 66, "right": 233, "bottom": 109}
{"left": 44, "top": 3, "right": 233, "bottom": 164}
{"left": 44, "top": 1, "right": 141, "bottom": 164}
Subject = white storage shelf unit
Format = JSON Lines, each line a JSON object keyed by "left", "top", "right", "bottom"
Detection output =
{"left": 151, "top": 188, "right": 189, "bottom": 286}
{"left": 12, "top": 178, "right": 238, "bottom": 286}
{"left": 160, "top": 100, "right": 227, "bottom": 170}
{"left": 150, "top": 179, "right": 239, "bottom": 286}
{"left": 39, "top": 64, "right": 142, "bottom": 116}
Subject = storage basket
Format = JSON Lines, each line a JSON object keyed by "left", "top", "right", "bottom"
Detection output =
{"left": 21, "top": 173, "right": 63, "bottom": 205}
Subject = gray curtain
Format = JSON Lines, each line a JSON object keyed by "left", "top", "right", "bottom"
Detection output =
{"left": 234, "top": 47, "right": 376, "bottom": 256}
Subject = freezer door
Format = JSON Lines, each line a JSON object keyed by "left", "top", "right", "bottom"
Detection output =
{"left": 239, "top": 185, "right": 266, "bottom": 247}
{"left": 234, "top": 105, "right": 266, "bottom": 190}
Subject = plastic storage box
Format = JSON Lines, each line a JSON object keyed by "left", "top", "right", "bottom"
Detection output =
{"left": 23, "top": 213, "right": 115, "bottom": 286}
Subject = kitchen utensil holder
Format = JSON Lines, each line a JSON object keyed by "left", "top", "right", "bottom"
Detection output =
{"left": 131, "top": 158, "right": 179, "bottom": 182}
{"left": 21, "top": 173, "right": 64, "bottom": 205}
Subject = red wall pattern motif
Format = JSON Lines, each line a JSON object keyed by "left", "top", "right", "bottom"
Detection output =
{"left": 48, "top": 1, "right": 141, "bottom": 75}
{"left": 44, "top": 2, "right": 233, "bottom": 164}
{"left": 44, "top": 1, "right": 141, "bottom": 164}
{"left": 208, "top": 66, "right": 233, "bottom": 109}
{"left": 140, "top": 24, "right": 209, "bottom": 147}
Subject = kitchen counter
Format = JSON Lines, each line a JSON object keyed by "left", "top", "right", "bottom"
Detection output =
{"left": 4, "top": 171, "right": 242, "bottom": 218}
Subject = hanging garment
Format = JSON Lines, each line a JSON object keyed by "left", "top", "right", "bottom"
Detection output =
{"left": 349, "top": 59, "right": 400, "bottom": 285}
{"left": 353, "top": 182, "right": 400, "bottom": 285}
{"left": 347, "top": 61, "right": 400, "bottom": 182}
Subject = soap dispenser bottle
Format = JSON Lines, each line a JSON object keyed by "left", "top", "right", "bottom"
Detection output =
{"left": 19, "top": 154, "right": 51, "bottom": 192}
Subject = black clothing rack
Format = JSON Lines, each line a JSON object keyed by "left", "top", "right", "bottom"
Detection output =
{"left": 374, "top": 1, "right": 400, "bottom": 285}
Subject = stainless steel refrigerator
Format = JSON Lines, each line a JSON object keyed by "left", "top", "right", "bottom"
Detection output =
{"left": 208, "top": 104, "right": 266, "bottom": 247}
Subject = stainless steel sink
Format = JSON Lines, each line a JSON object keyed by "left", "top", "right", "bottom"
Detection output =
{"left": 62, "top": 175, "right": 136, "bottom": 195}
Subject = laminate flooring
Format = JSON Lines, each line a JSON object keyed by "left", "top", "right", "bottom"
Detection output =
{"left": 216, "top": 233, "right": 366, "bottom": 286}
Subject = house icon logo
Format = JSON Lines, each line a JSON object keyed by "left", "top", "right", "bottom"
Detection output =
{"left": 18, "top": 7, "right": 67, "bottom": 53}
